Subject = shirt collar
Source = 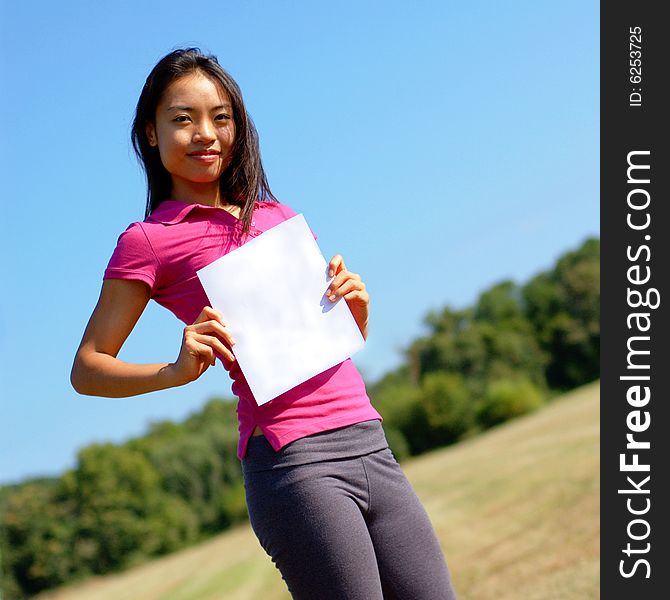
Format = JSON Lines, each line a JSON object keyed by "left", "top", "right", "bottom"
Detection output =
{"left": 146, "top": 199, "right": 256, "bottom": 225}
{"left": 146, "top": 200, "right": 200, "bottom": 225}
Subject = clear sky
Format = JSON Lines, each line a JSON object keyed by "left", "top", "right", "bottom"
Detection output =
{"left": 0, "top": 0, "right": 599, "bottom": 484}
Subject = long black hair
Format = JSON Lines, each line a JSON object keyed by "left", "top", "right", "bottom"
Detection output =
{"left": 131, "top": 47, "right": 276, "bottom": 235}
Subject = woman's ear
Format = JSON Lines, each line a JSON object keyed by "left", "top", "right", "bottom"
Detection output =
{"left": 145, "top": 123, "right": 158, "bottom": 147}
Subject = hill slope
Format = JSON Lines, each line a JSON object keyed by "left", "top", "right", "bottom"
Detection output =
{"left": 37, "top": 381, "right": 599, "bottom": 600}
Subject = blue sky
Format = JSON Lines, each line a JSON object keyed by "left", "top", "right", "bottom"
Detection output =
{"left": 0, "top": 1, "right": 599, "bottom": 485}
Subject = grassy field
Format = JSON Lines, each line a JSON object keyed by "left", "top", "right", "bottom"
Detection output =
{"left": 36, "top": 381, "right": 599, "bottom": 600}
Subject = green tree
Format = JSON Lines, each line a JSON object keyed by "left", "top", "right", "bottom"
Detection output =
{"left": 476, "top": 376, "right": 545, "bottom": 429}
{"left": 61, "top": 443, "right": 197, "bottom": 573}
{"left": 523, "top": 238, "right": 600, "bottom": 389}
{"left": 131, "top": 398, "right": 243, "bottom": 532}
{"left": 368, "top": 366, "right": 419, "bottom": 424}
{"left": 0, "top": 479, "right": 78, "bottom": 596}
{"left": 418, "top": 371, "right": 474, "bottom": 444}
{"left": 408, "top": 294, "right": 548, "bottom": 402}
{"left": 367, "top": 366, "right": 418, "bottom": 457}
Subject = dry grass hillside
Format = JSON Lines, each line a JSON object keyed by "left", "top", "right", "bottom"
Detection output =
{"left": 37, "top": 381, "right": 600, "bottom": 600}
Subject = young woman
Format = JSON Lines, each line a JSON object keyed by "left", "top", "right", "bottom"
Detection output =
{"left": 71, "top": 47, "right": 458, "bottom": 600}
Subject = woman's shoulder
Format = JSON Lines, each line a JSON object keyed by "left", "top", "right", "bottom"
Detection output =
{"left": 256, "top": 199, "right": 298, "bottom": 217}
{"left": 113, "top": 220, "right": 151, "bottom": 246}
{"left": 256, "top": 200, "right": 316, "bottom": 240}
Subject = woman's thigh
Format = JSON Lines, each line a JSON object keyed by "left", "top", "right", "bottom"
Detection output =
{"left": 244, "top": 459, "right": 385, "bottom": 600}
{"left": 362, "top": 448, "right": 458, "bottom": 600}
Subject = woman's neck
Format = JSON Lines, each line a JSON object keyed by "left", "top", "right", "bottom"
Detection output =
{"left": 170, "top": 178, "right": 229, "bottom": 208}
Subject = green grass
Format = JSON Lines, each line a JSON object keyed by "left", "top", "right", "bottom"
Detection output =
{"left": 36, "top": 381, "right": 599, "bottom": 600}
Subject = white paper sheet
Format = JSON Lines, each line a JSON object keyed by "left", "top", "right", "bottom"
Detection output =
{"left": 196, "top": 214, "right": 365, "bottom": 405}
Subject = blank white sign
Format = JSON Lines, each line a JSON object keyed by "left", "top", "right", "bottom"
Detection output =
{"left": 197, "top": 214, "right": 365, "bottom": 405}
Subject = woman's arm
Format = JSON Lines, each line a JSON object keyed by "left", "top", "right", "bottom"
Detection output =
{"left": 70, "top": 279, "right": 236, "bottom": 397}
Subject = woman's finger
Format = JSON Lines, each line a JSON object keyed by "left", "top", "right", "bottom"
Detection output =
{"left": 193, "top": 307, "right": 216, "bottom": 325}
{"left": 343, "top": 289, "right": 369, "bottom": 304}
{"left": 326, "top": 271, "right": 364, "bottom": 298}
{"left": 189, "top": 332, "right": 236, "bottom": 362}
{"left": 205, "top": 305, "right": 228, "bottom": 325}
{"left": 328, "top": 279, "right": 365, "bottom": 302}
{"left": 328, "top": 255, "right": 345, "bottom": 278}
{"left": 193, "top": 305, "right": 227, "bottom": 327}
{"left": 183, "top": 338, "right": 216, "bottom": 369}
{"left": 189, "top": 319, "right": 236, "bottom": 346}
{"left": 326, "top": 268, "right": 348, "bottom": 292}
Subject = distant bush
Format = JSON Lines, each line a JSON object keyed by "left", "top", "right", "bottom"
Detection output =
{"left": 220, "top": 481, "right": 249, "bottom": 524}
{"left": 418, "top": 371, "right": 474, "bottom": 443}
{"left": 368, "top": 366, "right": 419, "bottom": 425}
{"left": 371, "top": 370, "right": 476, "bottom": 456}
{"left": 383, "top": 427, "right": 411, "bottom": 462}
{"left": 476, "top": 377, "right": 545, "bottom": 429}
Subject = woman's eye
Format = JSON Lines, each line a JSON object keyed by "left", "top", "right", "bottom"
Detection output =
{"left": 215, "top": 113, "right": 231, "bottom": 121}
{"left": 173, "top": 115, "right": 190, "bottom": 123}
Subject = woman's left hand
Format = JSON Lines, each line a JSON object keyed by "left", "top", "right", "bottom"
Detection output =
{"left": 326, "top": 255, "right": 369, "bottom": 341}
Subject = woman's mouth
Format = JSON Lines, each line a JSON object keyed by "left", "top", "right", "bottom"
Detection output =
{"left": 188, "top": 151, "right": 221, "bottom": 163}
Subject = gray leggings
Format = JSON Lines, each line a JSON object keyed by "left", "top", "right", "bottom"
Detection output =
{"left": 242, "top": 421, "right": 458, "bottom": 599}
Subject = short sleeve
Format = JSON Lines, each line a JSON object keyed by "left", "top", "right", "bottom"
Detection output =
{"left": 103, "top": 222, "right": 160, "bottom": 293}
{"left": 277, "top": 202, "right": 318, "bottom": 240}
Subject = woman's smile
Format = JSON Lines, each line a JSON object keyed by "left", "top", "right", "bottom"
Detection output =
{"left": 187, "top": 150, "right": 221, "bottom": 163}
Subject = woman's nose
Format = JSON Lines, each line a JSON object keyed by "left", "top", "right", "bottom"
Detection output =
{"left": 193, "top": 119, "right": 216, "bottom": 142}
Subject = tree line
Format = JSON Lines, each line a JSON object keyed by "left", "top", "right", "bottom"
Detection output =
{"left": 0, "top": 237, "right": 599, "bottom": 598}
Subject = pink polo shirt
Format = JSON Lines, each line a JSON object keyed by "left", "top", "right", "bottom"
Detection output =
{"left": 103, "top": 199, "right": 382, "bottom": 460}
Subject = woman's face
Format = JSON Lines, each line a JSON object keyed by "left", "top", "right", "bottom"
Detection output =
{"left": 146, "top": 71, "right": 236, "bottom": 202}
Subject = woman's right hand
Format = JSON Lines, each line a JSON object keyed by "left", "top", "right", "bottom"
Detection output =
{"left": 168, "top": 306, "right": 237, "bottom": 385}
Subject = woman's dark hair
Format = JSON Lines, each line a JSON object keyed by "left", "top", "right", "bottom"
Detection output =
{"left": 132, "top": 47, "right": 276, "bottom": 235}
